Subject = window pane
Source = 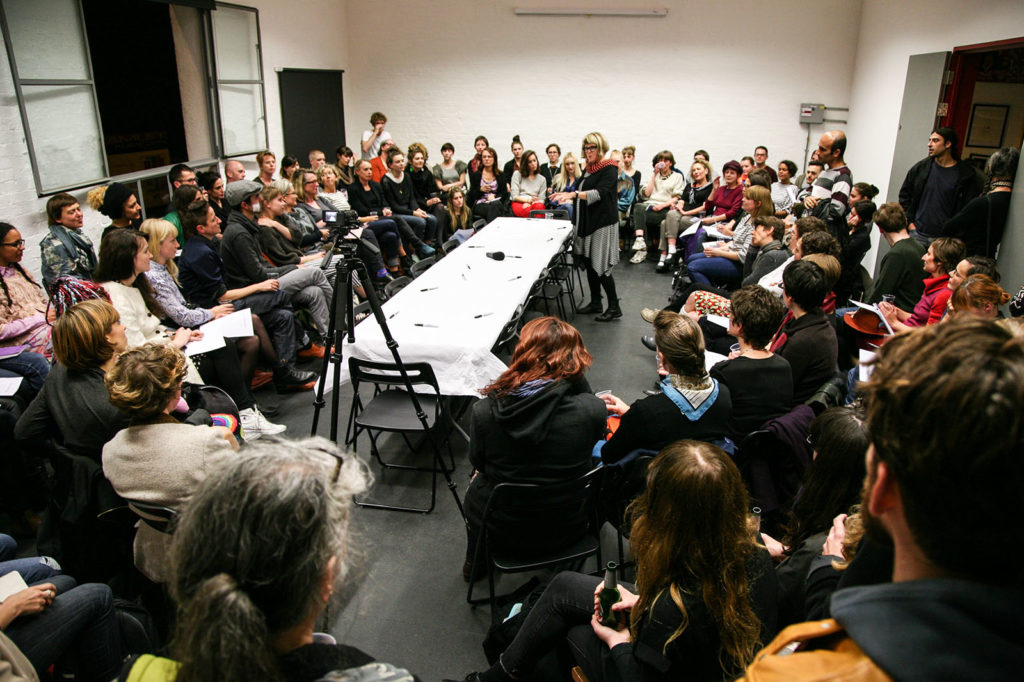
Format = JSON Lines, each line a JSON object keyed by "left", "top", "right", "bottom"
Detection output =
{"left": 3, "top": 0, "right": 91, "bottom": 80}
{"left": 22, "top": 84, "right": 106, "bottom": 190}
{"left": 211, "top": 5, "right": 260, "bottom": 81}
{"left": 218, "top": 83, "right": 266, "bottom": 154}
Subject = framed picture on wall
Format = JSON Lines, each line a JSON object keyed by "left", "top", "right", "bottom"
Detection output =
{"left": 966, "top": 104, "right": 1009, "bottom": 148}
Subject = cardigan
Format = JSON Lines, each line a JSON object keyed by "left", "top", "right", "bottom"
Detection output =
{"left": 467, "top": 168, "right": 510, "bottom": 206}
{"left": 348, "top": 181, "right": 392, "bottom": 218}
{"left": 144, "top": 261, "right": 212, "bottom": 329}
{"left": 0, "top": 266, "right": 50, "bottom": 355}
{"left": 576, "top": 165, "right": 618, "bottom": 238}
{"left": 704, "top": 184, "right": 744, "bottom": 221}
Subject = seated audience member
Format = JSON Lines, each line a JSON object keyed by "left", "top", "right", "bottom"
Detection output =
{"left": 360, "top": 110, "right": 391, "bottom": 160}
{"left": 739, "top": 156, "right": 755, "bottom": 185}
{"left": 678, "top": 160, "right": 745, "bottom": 260}
{"left": 308, "top": 149, "right": 326, "bottom": 170}
{"left": 407, "top": 143, "right": 446, "bottom": 231}
{"left": 501, "top": 135, "right": 525, "bottom": 190}
{"left": 141, "top": 216, "right": 310, "bottom": 406}
{"left": 464, "top": 440, "right": 777, "bottom": 682}
{"left": 468, "top": 135, "right": 489, "bottom": 174}
{"left": 753, "top": 145, "right": 778, "bottom": 183}
{"left": 849, "top": 181, "right": 879, "bottom": 205}
{"left": 947, "top": 274, "right": 1010, "bottom": 320}
{"left": 609, "top": 150, "right": 636, "bottom": 236}
{"left": 467, "top": 147, "right": 509, "bottom": 225}
{"left": 621, "top": 145, "right": 641, "bottom": 198}
{"left": 382, "top": 148, "right": 440, "bottom": 246}
{"left": 759, "top": 406, "right": 868, "bottom": 629}
{"left": 835, "top": 199, "right": 876, "bottom": 305}
{"left": 15, "top": 299, "right": 129, "bottom": 460}
{"left": 255, "top": 186, "right": 327, "bottom": 268}
{"left": 280, "top": 154, "right": 300, "bottom": 181}
{"left": 287, "top": 169, "right": 331, "bottom": 246}
{"left": 151, "top": 438, "right": 415, "bottom": 681}
{"left": 198, "top": 170, "right": 230, "bottom": 227}
{"left": 684, "top": 185, "right": 774, "bottom": 287}
{"left": 655, "top": 159, "right": 714, "bottom": 272}
{"left": 802, "top": 251, "right": 842, "bottom": 315}
{"left": 771, "top": 160, "right": 799, "bottom": 217}
{"left": 220, "top": 180, "right": 333, "bottom": 348}
{"left": 39, "top": 193, "right": 96, "bottom": 291}
{"left": 710, "top": 286, "right": 792, "bottom": 441}
{"left": 940, "top": 145, "right": 1017, "bottom": 258}
{"left": 349, "top": 160, "right": 434, "bottom": 262}
{"left": 1, "top": 223, "right": 52, "bottom": 357}
{"left": 177, "top": 199, "right": 320, "bottom": 383}
{"left": 169, "top": 163, "right": 197, "bottom": 191}
{"left": 547, "top": 152, "right": 581, "bottom": 219}
{"left": 463, "top": 317, "right": 606, "bottom": 579}
{"left": 335, "top": 146, "right": 355, "bottom": 186}
{"left": 509, "top": 149, "right": 548, "bottom": 218}
{"left": 255, "top": 150, "right": 276, "bottom": 186}
{"left": 794, "top": 160, "right": 823, "bottom": 203}
{"left": 316, "top": 164, "right": 352, "bottom": 215}
{"left": 164, "top": 184, "right": 204, "bottom": 247}
{"left": 369, "top": 139, "right": 394, "bottom": 183}
{"left": 864, "top": 202, "right": 926, "bottom": 308}
{"left": 747, "top": 169, "right": 772, "bottom": 190}
{"left": 742, "top": 319, "right": 1024, "bottom": 680}
{"left": 878, "top": 237, "right": 965, "bottom": 331}
{"left": 629, "top": 151, "right": 684, "bottom": 262}
{"left": 540, "top": 142, "right": 561, "bottom": 185}
{"left": 599, "top": 311, "right": 732, "bottom": 463}
{"left": 432, "top": 142, "right": 467, "bottom": 193}
{"left": 102, "top": 343, "right": 238, "bottom": 583}
{"left": 87, "top": 182, "right": 142, "bottom": 240}
{"left": 0, "top": 574, "right": 122, "bottom": 680}
{"left": 442, "top": 187, "right": 474, "bottom": 242}
{"left": 769, "top": 260, "right": 838, "bottom": 404}
{"left": 224, "top": 159, "right": 245, "bottom": 183}
{"left": 295, "top": 167, "right": 338, "bottom": 226}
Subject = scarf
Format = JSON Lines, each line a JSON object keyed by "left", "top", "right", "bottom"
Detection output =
{"left": 659, "top": 374, "right": 719, "bottom": 421}
{"left": 48, "top": 224, "right": 97, "bottom": 272}
{"left": 586, "top": 158, "right": 619, "bottom": 175}
{"left": 510, "top": 378, "right": 553, "bottom": 398}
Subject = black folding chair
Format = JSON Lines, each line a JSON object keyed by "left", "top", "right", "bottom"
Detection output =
{"left": 409, "top": 256, "right": 436, "bottom": 278}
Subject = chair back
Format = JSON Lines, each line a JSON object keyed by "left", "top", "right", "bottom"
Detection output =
{"left": 410, "top": 256, "right": 435, "bottom": 278}
{"left": 385, "top": 276, "right": 412, "bottom": 297}
{"left": 127, "top": 500, "right": 179, "bottom": 534}
{"left": 442, "top": 237, "right": 460, "bottom": 254}
{"left": 348, "top": 357, "right": 440, "bottom": 395}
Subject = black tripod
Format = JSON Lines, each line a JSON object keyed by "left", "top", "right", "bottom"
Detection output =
{"left": 309, "top": 236, "right": 464, "bottom": 516}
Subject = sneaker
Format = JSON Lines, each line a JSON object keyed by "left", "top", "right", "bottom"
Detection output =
{"left": 631, "top": 236, "right": 645, "bottom": 251}
{"left": 251, "top": 369, "right": 274, "bottom": 390}
{"left": 418, "top": 243, "right": 436, "bottom": 257}
{"left": 298, "top": 342, "right": 325, "bottom": 359}
{"left": 629, "top": 248, "right": 647, "bottom": 264}
{"left": 274, "top": 366, "right": 318, "bottom": 393}
{"left": 239, "top": 406, "right": 287, "bottom": 441}
{"left": 640, "top": 307, "right": 660, "bottom": 324}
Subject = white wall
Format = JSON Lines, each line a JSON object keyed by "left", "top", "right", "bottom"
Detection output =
{"left": 0, "top": 0, "right": 350, "bottom": 278}
{"left": 343, "top": 0, "right": 861, "bottom": 175}
{"left": 844, "top": 0, "right": 1024, "bottom": 197}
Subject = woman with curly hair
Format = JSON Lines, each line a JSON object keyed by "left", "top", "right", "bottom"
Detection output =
{"left": 460, "top": 439, "right": 777, "bottom": 682}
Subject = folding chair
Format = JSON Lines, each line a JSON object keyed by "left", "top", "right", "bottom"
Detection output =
{"left": 346, "top": 358, "right": 461, "bottom": 514}
{"left": 384, "top": 276, "right": 412, "bottom": 298}
{"left": 409, "top": 256, "right": 435, "bottom": 278}
{"left": 467, "top": 466, "right": 604, "bottom": 613}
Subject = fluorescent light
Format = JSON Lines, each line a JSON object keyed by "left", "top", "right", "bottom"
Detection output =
{"left": 514, "top": 7, "right": 668, "bottom": 17}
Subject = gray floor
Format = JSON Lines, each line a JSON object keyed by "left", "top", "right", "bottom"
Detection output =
{"left": 262, "top": 256, "right": 671, "bottom": 681}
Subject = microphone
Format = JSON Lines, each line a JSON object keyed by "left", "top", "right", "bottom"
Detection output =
{"left": 486, "top": 251, "right": 505, "bottom": 261}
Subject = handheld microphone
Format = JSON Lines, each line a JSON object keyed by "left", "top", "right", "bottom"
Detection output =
{"left": 485, "top": 251, "right": 506, "bottom": 261}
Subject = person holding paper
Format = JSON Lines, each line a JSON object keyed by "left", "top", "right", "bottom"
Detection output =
{"left": 94, "top": 229, "right": 285, "bottom": 439}
{"left": 878, "top": 237, "right": 965, "bottom": 331}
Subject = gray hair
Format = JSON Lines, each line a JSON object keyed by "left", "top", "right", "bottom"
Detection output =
{"left": 986, "top": 146, "right": 1018, "bottom": 183}
{"left": 170, "top": 437, "right": 369, "bottom": 682}
{"left": 271, "top": 179, "right": 293, "bottom": 195}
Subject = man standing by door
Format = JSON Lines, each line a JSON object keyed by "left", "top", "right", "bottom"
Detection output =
{"left": 898, "top": 126, "right": 983, "bottom": 246}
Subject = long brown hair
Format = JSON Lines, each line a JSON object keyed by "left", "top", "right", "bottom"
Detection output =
{"left": 446, "top": 187, "right": 471, "bottom": 232}
{"left": 627, "top": 440, "right": 761, "bottom": 675}
{"left": 482, "top": 317, "right": 592, "bottom": 397}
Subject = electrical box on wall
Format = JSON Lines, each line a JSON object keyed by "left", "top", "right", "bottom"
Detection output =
{"left": 800, "top": 103, "right": 825, "bottom": 125}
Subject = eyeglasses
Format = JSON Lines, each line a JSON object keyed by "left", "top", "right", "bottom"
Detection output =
{"left": 1, "top": 239, "right": 25, "bottom": 248}
{"left": 583, "top": 145, "right": 598, "bottom": 152}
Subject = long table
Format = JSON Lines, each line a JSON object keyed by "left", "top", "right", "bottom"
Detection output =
{"left": 338, "top": 217, "right": 574, "bottom": 396}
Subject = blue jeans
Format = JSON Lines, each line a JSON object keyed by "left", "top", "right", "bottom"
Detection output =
{"left": 685, "top": 253, "right": 742, "bottom": 286}
{"left": 5, "top": 582, "right": 122, "bottom": 680}
{"left": 399, "top": 213, "right": 439, "bottom": 244}
{"left": 0, "top": 534, "right": 62, "bottom": 584}
{"left": 0, "top": 350, "right": 50, "bottom": 400}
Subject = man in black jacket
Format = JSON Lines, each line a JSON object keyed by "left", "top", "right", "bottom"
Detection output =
{"left": 897, "top": 126, "right": 983, "bottom": 246}
{"left": 220, "top": 180, "right": 333, "bottom": 349}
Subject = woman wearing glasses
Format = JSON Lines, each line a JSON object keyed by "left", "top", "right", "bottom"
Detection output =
{"left": 551, "top": 133, "right": 622, "bottom": 321}
{"left": 0, "top": 223, "right": 52, "bottom": 358}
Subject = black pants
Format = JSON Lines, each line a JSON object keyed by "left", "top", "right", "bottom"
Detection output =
{"left": 195, "top": 339, "right": 254, "bottom": 411}
{"left": 584, "top": 258, "right": 617, "bottom": 306}
{"left": 233, "top": 290, "right": 299, "bottom": 365}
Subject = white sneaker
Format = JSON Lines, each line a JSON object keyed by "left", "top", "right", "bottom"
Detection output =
{"left": 631, "top": 236, "right": 646, "bottom": 251}
{"left": 239, "top": 407, "right": 287, "bottom": 441}
{"left": 629, "top": 248, "right": 647, "bottom": 264}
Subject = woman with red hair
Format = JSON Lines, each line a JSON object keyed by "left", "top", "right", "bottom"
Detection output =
{"left": 462, "top": 316, "right": 607, "bottom": 581}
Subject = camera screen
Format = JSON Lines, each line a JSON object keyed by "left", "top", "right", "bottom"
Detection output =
{"left": 324, "top": 210, "right": 338, "bottom": 223}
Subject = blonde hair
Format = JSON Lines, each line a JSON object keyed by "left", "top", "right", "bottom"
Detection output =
{"left": 802, "top": 253, "right": 841, "bottom": 290}
{"left": 86, "top": 185, "right": 108, "bottom": 211}
{"left": 581, "top": 131, "right": 609, "bottom": 158}
{"left": 139, "top": 218, "right": 180, "bottom": 279}
{"left": 553, "top": 152, "right": 579, "bottom": 191}
{"left": 106, "top": 342, "right": 188, "bottom": 422}
{"left": 407, "top": 142, "right": 428, "bottom": 162}
{"left": 52, "top": 299, "right": 121, "bottom": 371}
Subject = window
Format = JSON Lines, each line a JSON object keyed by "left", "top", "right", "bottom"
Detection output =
{"left": 0, "top": 0, "right": 268, "bottom": 195}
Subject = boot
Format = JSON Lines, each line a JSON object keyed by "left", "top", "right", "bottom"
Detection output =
{"left": 579, "top": 298, "right": 603, "bottom": 314}
{"left": 273, "top": 365, "right": 318, "bottom": 393}
{"left": 595, "top": 300, "right": 622, "bottom": 322}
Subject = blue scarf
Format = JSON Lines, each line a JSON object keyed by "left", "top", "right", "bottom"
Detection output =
{"left": 659, "top": 376, "right": 719, "bottom": 421}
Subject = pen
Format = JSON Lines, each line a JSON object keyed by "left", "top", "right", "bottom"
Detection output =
{"left": 474, "top": 312, "right": 494, "bottom": 319}
{"left": 388, "top": 310, "right": 400, "bottom": 319}
{"left": 419, "top": 286, "right": 438, "bottom": 292}
{"left": 413, "top": 323, "right": 439, "bottom": 328}
{"left": 507, "top": 275, "right": 522, "bottom": 281}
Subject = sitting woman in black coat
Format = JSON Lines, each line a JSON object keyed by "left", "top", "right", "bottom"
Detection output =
{"left": 463, "top": 316, "right": 606, "bottom": 580}
{"left": 466, "top": 147, "right": 509, "bottom": 225}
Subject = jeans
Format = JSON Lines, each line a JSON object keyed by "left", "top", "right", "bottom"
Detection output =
{"left": 685, "top": 253, "right": 742, "bottom": 286}
{"left": 278, "top": 267, "right": 334, "bottom": 341}
{"left": 364, "top": 219, "right": 401, "bottom": 263}
{"left": 5, "top": 582, "right": 123, "bottom": 681}
{"left": 0, "top": 350, "right": 51, "bottom": 401}
{"left": 399, "top": 213, "right": 439, "bottom": 244}
{"left": 0, "top": 534, "right": 62, "bottom": 584}
{"left": 497, "top": 571, "right": 635, "bottom": 682}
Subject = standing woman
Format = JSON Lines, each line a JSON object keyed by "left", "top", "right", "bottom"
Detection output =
{"left": 509, "top": 150, "right": 548, "bottom": 217}
{"left": 552, "top": 132, "right": 622, "bottom": 321}
{"left": 198, "top": 171, "right": 230, "bottom": 228}
{"left": 0, "top": 223, "right": 52, "bottom": 357}
{"left": 433, "top": 142, "right": 467, "bottom": 193}
{"left": 467, "top": 147, "right": 508, "bottom": 225}
{"left": 87, "top": 182, "right": 142, "bottom": 240}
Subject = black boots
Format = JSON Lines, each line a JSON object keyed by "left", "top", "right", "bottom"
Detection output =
{"left": 580, "top": 299, "right": 603, "bottom": 314}
{"left": 595, "top": 300, "right": 622, "bottom": 322}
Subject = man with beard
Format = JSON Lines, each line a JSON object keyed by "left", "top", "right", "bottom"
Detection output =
{"left": 740, "top": 319, "right": 1024, "bottom": 680}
